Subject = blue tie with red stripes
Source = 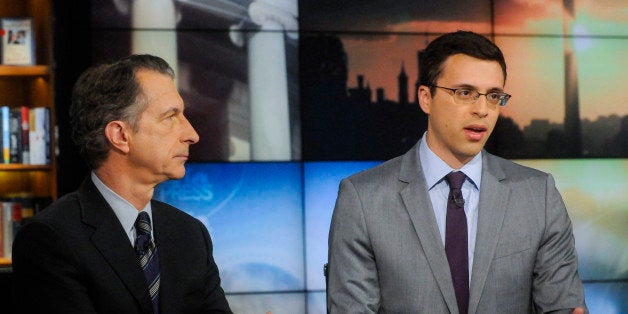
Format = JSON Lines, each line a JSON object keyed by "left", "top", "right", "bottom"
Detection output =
{"left": 135, "top": 211, "right": 160, "bottom": 313}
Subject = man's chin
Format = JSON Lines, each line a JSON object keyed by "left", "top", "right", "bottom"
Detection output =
{"left": 455, "top": 145, "right": 484, "bottom": 160}
{"left": 167, "top": 169, "right": 186, "bottom": 180}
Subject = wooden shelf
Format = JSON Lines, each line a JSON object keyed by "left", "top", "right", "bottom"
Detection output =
{"left": 0, "top": 164, "right": 52, "bottom": 171}
{"left": 0, "top": 65, "right": 51, "bottom": 76}
{"left": 0, "top": 0, "right": 55, "bottom": 266}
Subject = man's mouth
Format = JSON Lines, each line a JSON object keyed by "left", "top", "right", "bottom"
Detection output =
{"left": 464, "top": 125, "right": 487, "bottom": 141}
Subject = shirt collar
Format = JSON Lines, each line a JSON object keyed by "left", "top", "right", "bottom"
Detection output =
{"left": 418, "top": 133, "right": 482, "bottom": 190}
{"left": 91, "top": 172, "right": 152, "bottom": 235}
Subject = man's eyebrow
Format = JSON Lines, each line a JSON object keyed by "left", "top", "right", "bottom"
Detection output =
{"left": 160, "top": 107, "right": 180, "bottom": 117}
{"left": 455, "top": 83, "right": 503, "bottom": 92}
{"left": 453, "top": 83, "right": 476, "bottom": 89}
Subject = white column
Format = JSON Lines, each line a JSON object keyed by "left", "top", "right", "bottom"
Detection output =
{"left": 246, "top": 1, "right": 297, "bottom": 161}
{"left": 131, "top": 0, "right": 178, "bottom": 82}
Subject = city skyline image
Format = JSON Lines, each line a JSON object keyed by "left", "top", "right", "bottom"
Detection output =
{"left": 300, "top": 0, "right": 627, "bottom": 159}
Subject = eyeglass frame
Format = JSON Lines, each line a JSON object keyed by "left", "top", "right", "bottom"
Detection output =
{"left": 430, "top": 85, "right": 511, "bottom": 107}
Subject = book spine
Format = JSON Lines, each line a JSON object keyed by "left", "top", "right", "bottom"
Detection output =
{"left": 11, "top": 201, "right": 22, "bottom": 240}
{"left": 1, "top": 106, "right": 9, "bottom": 164}
{"left": 20, "top": 106, "right": 29, "bottom": 164}
{"left": 29, "top": 107, "right": 49, "bottom": 165}
{"left": 9, "top": 108, "right": 22, "bottom": 163}
{"left": 44, "top": 107, "right": 51, "bottom": 164}
{"left": 1, "top": 202, "right": 12, "bottom": 259}
{"left": 0, "top": 203, "right": 3, "bottom": 258}
{"left": 0, "top": 194, "right": 51, "bottom": 258}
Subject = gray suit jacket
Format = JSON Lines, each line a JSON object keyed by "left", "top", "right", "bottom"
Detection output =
{"left": 327, "top": 141, "right": 586, "bottom": 313}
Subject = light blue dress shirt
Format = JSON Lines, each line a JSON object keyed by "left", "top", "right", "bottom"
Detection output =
{"left": 91, "top": 172, "right": 154, "bottom": 246}
{"left": 418, "top": 133, "right": 482, "bottom": 281}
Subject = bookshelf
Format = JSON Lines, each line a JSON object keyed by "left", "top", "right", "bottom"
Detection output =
{"left": 0, "top": 0, "right": 55, "bottom": 265}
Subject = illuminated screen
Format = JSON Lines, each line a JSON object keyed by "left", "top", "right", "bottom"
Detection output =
{"left": 303, "top": 161, "right": 381, "bottom": 290}
{"left": 154, "top": 159, "right": 627, "bottom": 312}
{"left": 90, "top": 0, "right": 627, "bottom": 313}
{"left": 154, "top": 162, "right": 306, "bottom": 312}
{"left": 515, "top": 159, "right": 628, "bottom": 281}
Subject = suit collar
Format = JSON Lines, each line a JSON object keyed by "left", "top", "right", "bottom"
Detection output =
{"left": 78, "top": 178, "right": 155, "bottom": 313}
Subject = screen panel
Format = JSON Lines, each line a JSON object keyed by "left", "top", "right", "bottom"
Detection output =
{"left": 307, "top": 291, "right": 326, "bottom": 314}
{"left": 154, "top": 162, "right": 305, "bottom": 293}
{"left": 300, "top": 32, "right": 429, "bottom": 161}
{"left": 82, "top": 0, "right": 628, "bottom": 312}
{"left": 91, "top": 0, "right": 299, "bottom": 32}
{"left": 515, "top": 159, "right": 628, "bottom": 281}
{"left": 299, "top": 0, "right": 492, "bottom": 33}
{"left": 304, "top": 161, "right": 381, "bottom": 290}
{"left": 583, "top": 281, "right": 628, "bottom": 314}
{"left": 226, "top": 292, "right": 306, "bottom": 314}
{"left": 494, "top": 0, "right": 628, "bottom": 36}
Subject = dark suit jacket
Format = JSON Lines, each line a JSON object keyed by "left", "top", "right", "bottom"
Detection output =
{"left": 12, "top": 178, "right": 231, "bottom": 313}
{"left": 328, "top": 141, "right": 587, "bottom": 313}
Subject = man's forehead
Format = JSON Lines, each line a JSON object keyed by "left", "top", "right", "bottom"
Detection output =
{"left": 438, "top": 54, "right": 505, "bottom": 86}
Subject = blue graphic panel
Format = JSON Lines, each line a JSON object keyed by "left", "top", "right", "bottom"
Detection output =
{"left": 583, "top": 281, "right": 628, "bottom": 314}
{"left": 155, "top": 162, "right": 304, "bottom": 293}
{"left": 303, "top": 161, "right": 381, "bottom": 290}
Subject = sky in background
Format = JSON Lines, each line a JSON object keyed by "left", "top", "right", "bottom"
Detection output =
{"left": 330, "top": 0, "right": 627, "bottom": 128}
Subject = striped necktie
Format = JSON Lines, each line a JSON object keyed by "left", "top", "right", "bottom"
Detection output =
{"left": 135, "top": 211, "right": 160, "bottom": 313}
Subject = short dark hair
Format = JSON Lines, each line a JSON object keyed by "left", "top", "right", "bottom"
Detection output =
{"left": 419, "top": 31, "right": 507, "bottom": 94}
{"left": 70, "top": 54, "right": 175, "bottom": 169}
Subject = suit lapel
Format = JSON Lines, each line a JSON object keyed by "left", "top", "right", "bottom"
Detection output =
{"left": 468, "top": 153, "right": 510, "bottom": 314}
{"left": 398, "top": 143, "right": 459, "bottom": 313}
{"left": 79, "top": 179, "right": 154, "bottom": 313}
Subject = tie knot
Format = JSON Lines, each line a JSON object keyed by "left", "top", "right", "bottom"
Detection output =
{"left": 445, "top": 171, "right": 466, "bottom": 190}
{"left": 135, "top": 211, "right": 152, "bottom": 236}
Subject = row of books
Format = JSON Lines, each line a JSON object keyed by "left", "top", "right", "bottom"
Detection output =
{"left": 0, "top": 193, "right": 52, "bottom": 259}
{"left": 1, "top": 106, "right": 50, "bottom": 165}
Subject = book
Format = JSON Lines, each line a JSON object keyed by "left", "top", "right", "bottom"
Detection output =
{"left": 20, "top": 106, "right": 29, "bottom": 164}
{"left": 0, "top": 204, "right": 3, "bottom": 258}
{"left": 1, "top": 201, "right": 13, "bottom": 258}
{"left": 1, "top": 106, "right": 9, "bottom": 164}
{"left": 1, "top": 17, "right": 35, "bottom": 65}
{"left": 2, "top": 192, "right": 50, "bottom": 218}
{"left": 9, "top": 108, "right": 22, "bottom": 163}
{"left": 10, "top": 201, "right": 21, "bottom": 240}
{"left": 3, "top": 192, "right": 32, "bottom": 219}
{"left": 29, "top": 107, "right": 49, "bottom": 165}
{"left": 0, "top": 194, "right": 52, "bottom": 258}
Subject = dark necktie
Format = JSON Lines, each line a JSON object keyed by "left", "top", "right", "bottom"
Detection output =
{"left": 135, "top": 211, "right": 160, "bottom": 314}
{"left": 445, "top": 171, "right": 469, "bottom": 314}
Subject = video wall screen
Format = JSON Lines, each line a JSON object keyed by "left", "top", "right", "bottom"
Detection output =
{"left": 89, "top": 0, "right": 627, "bottom": 313}
{"left": 299, "top": 0, "right": 494, "bottom": 33}
{"left": 155, "top": 162, "right": 305, "bottom": 294}
{"left": 303, "top": 161, "right": 381, "bottom": 290}
{"left": 90, "top": 0, "right": 300, "bottom": 162}
{"left": 153, "top": 159, "right": 628, "bottom": 312}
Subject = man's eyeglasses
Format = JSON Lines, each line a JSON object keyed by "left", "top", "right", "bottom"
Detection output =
{"left": 431, "top": 85, "right": 511, "bottom": 107}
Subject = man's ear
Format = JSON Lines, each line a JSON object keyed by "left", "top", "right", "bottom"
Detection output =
{"left": 418, "top": 85, "right": 432, "bottom": 115}
{"left": 104, "top": 120, "right": 131, "bottom": 154}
